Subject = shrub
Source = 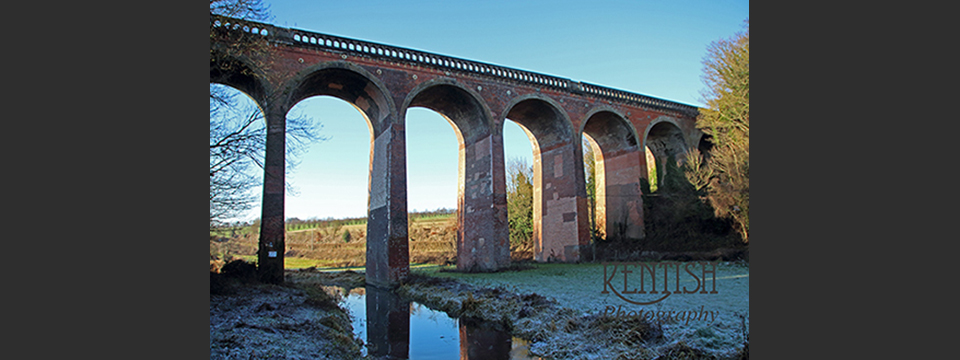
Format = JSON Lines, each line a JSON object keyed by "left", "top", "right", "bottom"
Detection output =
{"left": 220, "top": 259, "right": 258, "bottom": 283}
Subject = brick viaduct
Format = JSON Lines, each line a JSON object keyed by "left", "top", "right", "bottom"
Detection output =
{"left": 210, "top": 16, "right": 705, "bottom": 287}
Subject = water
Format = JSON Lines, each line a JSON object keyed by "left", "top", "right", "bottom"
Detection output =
{"left": 333, "top": 286, "right": 542, "bottom": 359}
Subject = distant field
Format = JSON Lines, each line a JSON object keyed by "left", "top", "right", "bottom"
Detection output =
{"left": 213, "top": 213, "right": 458, "bottom": 269}
{"left": 234, "top": 255, "right": 343, "bottom": 269}
{"left": 232, "top": 255, "right": 445, "bottom": 271}
{"left": 280, "top": 213, "right": 454, "bottom": 233}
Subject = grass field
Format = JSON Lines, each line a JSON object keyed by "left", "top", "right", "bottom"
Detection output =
{"left": 212, "top": 213, "right": 458, "bottom": 270}
{"left": 232, "top": 254, "right": 447, "bottom": 272}
{"left": 233, "top": 255, "right": 346, "bottom": 269}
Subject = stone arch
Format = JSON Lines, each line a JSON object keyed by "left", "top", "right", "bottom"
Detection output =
{"left": 503, "top": 94, "right": 589, "bottom": 262}
{"left": 285, "top": 61, "right": 406, "bottom": 287}
{"left": 504, "top": 94, "right": 574, "bottom": 151}
{"left": 692, "top": 133, "right": 715, "bottom": 165}
{"left": 403, "top": 80, "right": 508, "bottom": 271}
{"left": 402, "top": 78, "right": 492, "bottom": 142}
{"left": 209, "top": 51, "right": 269, "bottom": 108}
{"left": 579, "top": 107, "right": 640, "bottom": 153}
{"left": 285, "top": 61, "right": 396, "bottom": 136}
{"left": 642, "top": 116, "right": 689, "bottom": 190}
{"left": 212, "top": 52, "right": 292, "bottom": 283}
{"left": 580, "top": 109, "right": 645, "bottom": 240}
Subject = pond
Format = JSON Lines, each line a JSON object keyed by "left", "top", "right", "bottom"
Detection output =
{"left": 333, "top": 286, "right": 543, "bottom": 359}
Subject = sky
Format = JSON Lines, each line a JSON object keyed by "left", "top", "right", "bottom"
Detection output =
{"left": 217, "top": 0, "right": 749, "bottom": 222}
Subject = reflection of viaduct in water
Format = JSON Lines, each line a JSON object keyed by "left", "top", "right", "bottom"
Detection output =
{"left": 365, "top": 287, "right": 409, "bottom": 358}
{"left": 364, "top": 287, "right": 520, "bottom": 360}
{"left": 210, "top": 16, "right": 705, "bottom": 286}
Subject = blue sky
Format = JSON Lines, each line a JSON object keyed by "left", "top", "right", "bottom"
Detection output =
{"left": 219, "top": 0, "right": 749, "bottom": 221}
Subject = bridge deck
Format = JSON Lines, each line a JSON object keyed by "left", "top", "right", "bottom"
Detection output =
{"left": 212, "top": 15, "right": 699, "bottom": 117}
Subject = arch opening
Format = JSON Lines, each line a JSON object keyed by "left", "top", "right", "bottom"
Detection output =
{"left": 288, "top": 67, "right": 391, "bottom": 135}
{"left": 698, "top": 134, "right": 714, "bottom": 162}
{"left": 581, "top": 111, "right": 644, "bottom": 242}
{"left": 504, "top": 98, "right": 588, "bottom": 262}
{"left": 407, "top": 83, "right": 508, "bottom": 271}
{"left": 280, "top": 95, "right": 372, "bottom": 267}
{"left": 503, "top": 120, "right": 537, "bottom": 262}
{"left": 644, "top": 121, "right": 689, "bottom": 193}
{"left": 288, "top": 65, "right": 407, "bottom": 287}
{"left": 209, "top": 83, "right": 267, "bottom": 228}
{"left": 404, "top": 107, "right": 461, "bottom": 266}
{"left": 210, "top": 53, "right": 266, "bottom": 104}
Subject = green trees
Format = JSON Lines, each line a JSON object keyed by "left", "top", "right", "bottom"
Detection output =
{"left": 583, "top": 139, "right": 601, "bottom": 240}
{"left": 687, "top": 20, "right": 749, "bottom": 242}
{"left": 506, "top": 157, "right": 534, "bottom": 254}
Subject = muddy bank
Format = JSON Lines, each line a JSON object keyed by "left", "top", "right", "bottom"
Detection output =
{"left": 209, "top": 266, "right": 364, "bottom": 360}
{"left": 211, "top": 264, "right": 746, "bottom": 359}
{"left": 397, "top": 273, "right": 748, "bottom": 359}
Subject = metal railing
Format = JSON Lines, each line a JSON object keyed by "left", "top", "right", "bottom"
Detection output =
{"left": 212, "top": 15, "right": 700, "bottom": 117}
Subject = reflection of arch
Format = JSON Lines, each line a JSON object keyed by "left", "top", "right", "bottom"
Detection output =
{"left": 503, "top": 95, "right": 588, "bottom": 262}
{"left": 581, "top": 110, "right": 645, "bottom": 240}
{"left": 404, "top": 80, "right": 507, "bottom": 271}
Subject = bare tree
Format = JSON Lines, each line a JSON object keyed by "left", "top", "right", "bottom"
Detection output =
{"left": 209, "top": 84, "right": 322, "bottom": 228}
{"left": 209, "top": 0, "right": 271, "bottom": 21}
{"left": 210, "top": 85, "right": 260, "bottom": 226}
{"left": 209, "top": 1, "right": 323, "bottom": 228}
